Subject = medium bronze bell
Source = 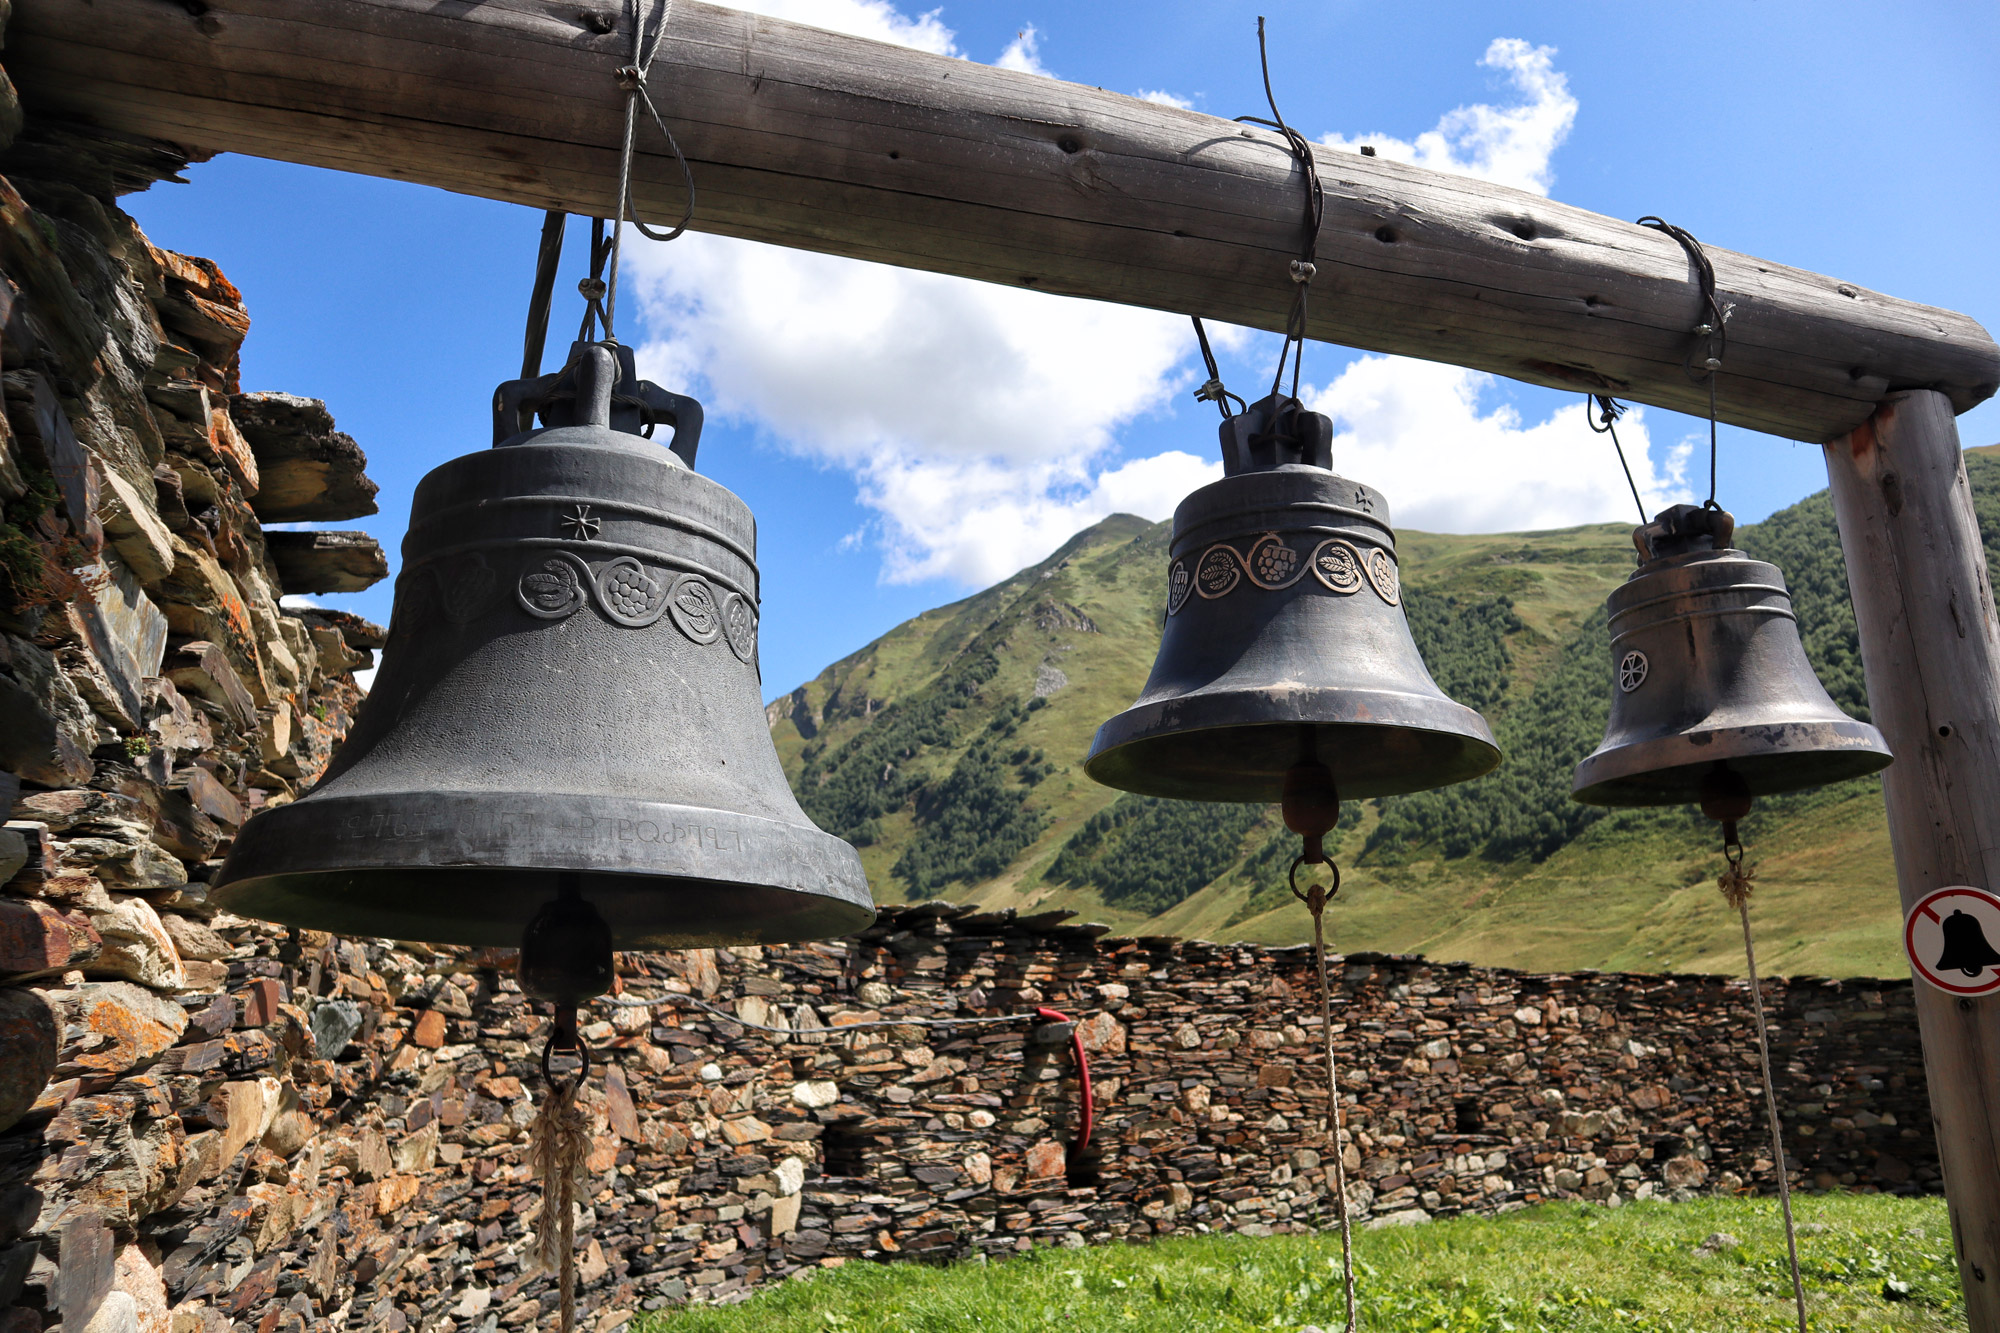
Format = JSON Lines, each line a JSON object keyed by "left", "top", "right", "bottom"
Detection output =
{"left": 1935, "top": 910, "right": 2000, "bottom": 979}
{"left": 1085, "top": 395, "right": 1500, "bottom": 802}
{"left": 1571, "top": 504, "right": 1892, "bottom": 806}
{"left": 212, "top": 343, "right": 874, "bottom": 949}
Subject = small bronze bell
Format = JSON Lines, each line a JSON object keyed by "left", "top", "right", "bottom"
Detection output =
{"left": 1086, "top": 395, "right": 1500, "bottom": 802}
{"left": 213, "top": 343, "right": 875, "bottom": 949}
{"left": 1571, "top": 504, "right": 1892, "bottom": 806}
{"left": 1936, "top": 910, "right": 2000, "bottom": 979}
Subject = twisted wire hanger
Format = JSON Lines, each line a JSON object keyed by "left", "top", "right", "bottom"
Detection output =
{"left": 1639, "top": 216, "right": 1732, "bottom": 508}
{"left": 1237, "top": 15, "right": 1325, "bottom": 407}
{"left": 1188, "top": 16, "right": 1326, "bottom": 433}
{"left": 602, "top": 0, "right": 697, "bottom": 342}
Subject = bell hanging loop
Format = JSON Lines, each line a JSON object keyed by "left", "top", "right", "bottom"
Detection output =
{"left": 1571, "top": 503, "right": 1892, "bottom": 808}
{"left": 212, "top": 340, "right": 875, "bottom": 949}
{"left": 1086, "top": 393, "right": 1500, "bottom": 803}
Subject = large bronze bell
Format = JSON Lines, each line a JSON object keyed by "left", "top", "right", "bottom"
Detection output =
{"left": 212, "top": 343, "right": 874, "bottom": 949}
{"left": 1086, "top": 395, "right": 1500, "bottom": 802}
{"left": 1571, "top": 503, "right": 1891, "bottom": 807}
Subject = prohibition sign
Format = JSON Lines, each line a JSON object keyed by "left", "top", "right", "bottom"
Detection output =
{"left": 1905, "top": 886, "right": 2000, "bottom": 996}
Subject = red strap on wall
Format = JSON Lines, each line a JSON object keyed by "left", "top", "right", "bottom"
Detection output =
{"left": 1036, "top": 1006, "right": 1094, "bottom": 1151}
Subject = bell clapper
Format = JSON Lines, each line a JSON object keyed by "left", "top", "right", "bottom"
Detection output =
{"left": 1281, "top": 759, "right": 1358, "bottom": 1332}
{"left": 519, "top": 878, "right": 615, "bottom": 1333}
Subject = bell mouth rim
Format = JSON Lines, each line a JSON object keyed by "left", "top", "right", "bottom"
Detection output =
{"left": 209, "top": 865, "right": 877, "bottom": 950}
{"left": 212, "top": 789, "right": 873, "bottom": 949}
{"left": 1570, "top": 718, "right": 1893, "bottom": 807}
{"left": 1084, "top": 690, "right": 1501, "bottom": 803}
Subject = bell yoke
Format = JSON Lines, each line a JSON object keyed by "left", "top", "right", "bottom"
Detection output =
{"left": 213, "top": 343, "right": 875, "bottom": 951}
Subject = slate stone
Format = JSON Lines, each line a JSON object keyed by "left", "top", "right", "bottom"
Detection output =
{"left": 310, "top": 999, "right": 362, "bottom": 1061}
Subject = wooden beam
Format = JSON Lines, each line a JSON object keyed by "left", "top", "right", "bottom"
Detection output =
{"left": 7, "top": 0, "right": 1997, "bottom": 442}
{"left": 1825, "top": 391, "right": 2000, "bottom": 1328}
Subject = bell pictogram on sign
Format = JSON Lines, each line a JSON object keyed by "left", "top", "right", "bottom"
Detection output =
{"left": 1905, "top": 887, "right": 2000, "bottom": 995}
{"left": 1936, "top": 909, "right": 2000, "bottom": 979}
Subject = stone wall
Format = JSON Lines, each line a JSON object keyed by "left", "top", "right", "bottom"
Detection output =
{"left": 0, "top": 76, "right": 388, "bottom": 1333}
{"left": 0, "top": 886, "right": 1940, "bottom": 1333}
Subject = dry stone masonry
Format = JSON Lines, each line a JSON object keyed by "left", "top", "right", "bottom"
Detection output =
{"left": 0, "top": 52, "right": 1941, "bottom": 1333}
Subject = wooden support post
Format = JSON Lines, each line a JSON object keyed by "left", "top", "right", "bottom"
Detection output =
{"left": 1825, "top": 390, "right": 2000, "bottom": 1329}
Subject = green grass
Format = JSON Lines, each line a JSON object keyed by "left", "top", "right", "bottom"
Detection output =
{"left": 648, "top": 1196, "right": 1960, "bottom": 1332}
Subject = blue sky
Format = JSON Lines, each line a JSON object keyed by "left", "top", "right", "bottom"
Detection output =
{"left": 123, "top": 0, "right": 2000, "bottom": 700}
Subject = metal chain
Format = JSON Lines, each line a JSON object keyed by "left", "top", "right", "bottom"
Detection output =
{"left": 1291, "top": 855, "right": 1357, "bottom": 1332}
{"left": 1719, "top": 834, "right": 1808, "bottom": 1333}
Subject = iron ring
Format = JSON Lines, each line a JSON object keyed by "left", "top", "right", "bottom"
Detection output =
{"left": 1288, "top": 854, "right": 1341, "bottom": 904}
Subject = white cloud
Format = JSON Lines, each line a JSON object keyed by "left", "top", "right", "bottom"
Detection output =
{"left": 353, "top": 665, "right": 377, "bottom": 694}
{"left": 994, "top": 25, "right": 1050, "bottom": 75}
{"left": 627, "top": 232, "right": 1196, "bottom": 584}
{"left": 1136, "top": 89, "right": 1193, "bottom": 110}
{"left": 626, "top": 14, "right": 1610, "bottom": 592}
{"left": 712, "top": 0, "right": 957, "bottom": 54}
{"left": 1303, "top": 356, "right": 1691, "bottom": 533}
{"left": 1319, "top": 38, "right": 1576, "bottom": 195}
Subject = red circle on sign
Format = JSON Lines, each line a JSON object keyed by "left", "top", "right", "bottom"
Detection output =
{"left": 1905, "top": 886, "right": 2000, "bottom": 996}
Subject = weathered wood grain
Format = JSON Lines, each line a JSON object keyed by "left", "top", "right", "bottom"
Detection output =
{"left": 1825, "top": 391, "right": 2000, "bottom": 1329}
{"left": 7, "top": 0, "right": 1996, "bottom": 441}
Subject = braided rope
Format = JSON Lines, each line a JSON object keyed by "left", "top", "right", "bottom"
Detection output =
{"left": 1292, "top": 858, "right": 1357, "bottom": 1331}
{"left": 1721, "top": 837, "right": 1808, "bottom": 1333}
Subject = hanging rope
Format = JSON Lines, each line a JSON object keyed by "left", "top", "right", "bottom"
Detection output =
{"left": 602, "top": 0, "right": 695, "bottom": 342}
{"left": 1291, "top": 855, "right": 1357, "bottom": 1332}
{"left": 529, "top": 1027, "right": 592, "bottom": 1333}
{"left": 1585, "top": 394, "right": 1649, "bottom": 523}
{"left": 1718, "top": 827, "right": 1809, "bottom": 1333}
{"left": 1638, "top": 217, "right": 1732, "bottom": 507}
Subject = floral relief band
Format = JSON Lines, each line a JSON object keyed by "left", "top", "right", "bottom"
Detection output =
{"left": 1166, "top": 533, "right": 1399, "bottom": 615}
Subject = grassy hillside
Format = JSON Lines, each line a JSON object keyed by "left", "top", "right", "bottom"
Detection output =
{"left": 769, "top": 448, "right": 2000, "bottom": 978}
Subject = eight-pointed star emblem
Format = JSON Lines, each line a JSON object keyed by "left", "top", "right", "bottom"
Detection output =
{"left": 562, "top": 504, "right": 602, "bottom": 541}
